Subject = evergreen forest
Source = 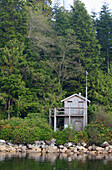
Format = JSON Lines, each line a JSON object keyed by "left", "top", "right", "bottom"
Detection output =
{"left": 0, "top": 0, "right": 112, "bottom": 144}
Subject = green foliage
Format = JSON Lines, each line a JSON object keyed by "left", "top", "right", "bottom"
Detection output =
{"left": 0, "top": 114, "right": 53, "bottom": 144}
{"left": 0, "top": 0, "right": 27, "bottom": 48}
{"left": 70, "top": 0, "right": 101, "bottom": 71}
{"left": 53, "top": 128, "right": 77, "bottom": 145}
{"left": 96, "top": 3, "right": 112, "bottom": 73}
{"left": 85, "top": 121, "right": 112, "bottom": 145}
{"left": 0, "top": 0, "right": 112, "bottom": 145}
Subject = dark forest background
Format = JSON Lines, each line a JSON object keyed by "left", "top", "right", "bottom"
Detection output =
{"left": 0, "top": 0, "right": 112, "bottom": 122}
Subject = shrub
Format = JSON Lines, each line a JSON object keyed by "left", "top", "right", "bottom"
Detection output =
{"left": 85, "top": 121, "right": 112, "bottom": 145}
{"left": 53, "top": 128, "right": 78, "bottom": 145}
{"left": 0, "top": 113, "right": 53, "bottom": 144}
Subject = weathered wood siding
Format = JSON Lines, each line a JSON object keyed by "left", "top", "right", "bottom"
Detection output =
{"left": 64, "top": 95, "right": 86, "bottom": 131}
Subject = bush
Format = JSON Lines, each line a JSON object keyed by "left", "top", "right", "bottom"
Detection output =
{"left": 0, "top": 113, "right": 53, "bottom": 144}
{"left": 85, "top": 121, "right": 112, "bottom": 145}
{"left": 53, "top": 128, "right": 78, "bottom": 145}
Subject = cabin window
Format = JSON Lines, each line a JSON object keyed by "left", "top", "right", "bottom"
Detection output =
{"left": 67, "top": 101, "right": 72, "bottom": 103}
{"left": 78, "top": 101, "right": 84, "bottom": 108}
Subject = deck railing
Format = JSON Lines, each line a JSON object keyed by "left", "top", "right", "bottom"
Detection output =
{"left": 49, "top": 107, "right": 85, "bottom": 131}
{"left": 49, "top": 107, "right": 84, "bottom": 117}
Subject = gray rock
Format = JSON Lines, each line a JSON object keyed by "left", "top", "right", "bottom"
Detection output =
{"left": 0, "top": 140, "right": 6, "bottom": 144}
{"left": 67, "top": 142, "right": 73, "bottom": 147}
{"left": 82, "top": 142, "right": 87, "bottom": 147}
{"left": 96, "top": 146, "right": 104, "bottom": 151}
{"left": 77, "top": 143, "right": 81, "bottom": 146}
{"left": 0, "top": 145, "right": 6, "bottom": 152}
{"left": 51, "top": 139, "right": 56, "bottom": 144}
{"left": 92, "top": 144, "right": 96, "bottom": 151}
{"left": 48, "top": 146, "right": 58, "bottom": 153}
{"left": 40, "top": 141, "right": 45, "bottom": 145}
{"left": 76, "top": 146, "right": 87, "bottom": 151}
{"left": 45, "top": 140, "right": 51, "bottom": 145}
{"left": 104, "top": 146, "right": 110, "bottom": 152}
{"left": 50, "top": 143, "right": 55, "bottom": 147}
{"left": 35, "top": 141, "right": 40, "bottom": 145}
{"left": 59, "top": 145, "right": 64, "bottom": 149}
{"left": 88, "top": 146, "right": 92, "bottom": 151}
{"left": 109, "top": 145, "right": 112, "bottom": 149}
{"left": 64, "top": 142, "right": 73, "bottom": 148}
{"left": 27, "top": 144, "right": 35, "bottom": 149}
{"left": 100, "top": 141, "right": 110, "bottom": 148}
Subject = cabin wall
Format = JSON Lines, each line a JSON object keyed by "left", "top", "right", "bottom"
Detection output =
{"left": 64, "top": 117, "right": 83, "bottom": 131}
{"left": 64, "top": 96, "right": 85, "bottom": 115}
{"left": 64, "top": 96, "right": 86, "bottom": 131}
{"left": 64, "top": 96, "right": 84, "bottom": 108}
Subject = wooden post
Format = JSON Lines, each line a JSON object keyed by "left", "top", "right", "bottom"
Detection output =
{"left": 69, "top": 107, "right": 71, "bottom": 125}
{"left": 54, "top": 108, "right": 57, "bottom": 132}
{"left": 49, "top": 109, "right": 51, "bottom": 126}
{"left": 83, "top": 108, "right": 85, "bottom": 128}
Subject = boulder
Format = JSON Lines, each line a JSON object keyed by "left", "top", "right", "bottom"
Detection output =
{"left": 88, "top": 146, "right": 92, "bottom": 151}
{"left": 109, "top": 145, "right": 112, "bottom": 149}
{"left": 82, "top": 142, "right": 87, "bottom": 147}
{"left": 96, "top": 147, "right": 104, "bottom": 151}
{"left": 48, "top": 146, "right": 58, "bottom": 153}
{"left": 40, "top": 141, "right": 45, "bottom": 146}
{"left": 67, "top": 142, "right": 73, "bottom": 148}
{"left": 0, "top": 145, "right": 6, "bottom": 152}
{"left": 32, "top": 147, "right": 41, "bottom": 152}
{"left": 88, "top": 144, "right": 96, "bottom": 151}
{"left": 100, "top": 141, "right": 110, "bottom": 148}
{"left": 0, "top": 140, "right": 6, "bottom": 145}
{"left": 64, "top": 142, "right": 73, "bottom": 148}
{"left": 92, "top": 144, "right": 96, "bottom": 151}
{"left": 46, "top": 146, "right": 58, "bottom": 153}
{"left": 108, "top": 148, "right": 112, "bottom": 153}
{"left": 45, "top": 140, "right": 51, "bottom": 145}
{"left": 21, "top": 146, "right": 27, "bottom": 152}
{"left": 27, "top": 144, "right": 35, "bottom": 149}
{"left": 59, "top": 145, "right": 64, "bottom": 149}
{"left": 76, "top": 146, "right": 86, "bottom": 151}
{"left": 104, "top": 146, "right": 110, "bottom": 152}
{"left": 35, "top": 141, "right": 40, "bottom": 145}
{"left": 51, "top": 139, "right": 56, "bottom": 144}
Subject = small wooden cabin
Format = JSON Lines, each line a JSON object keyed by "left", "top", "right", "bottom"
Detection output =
{"left": 49, "top": 93, "right": 90, "bottom": 131}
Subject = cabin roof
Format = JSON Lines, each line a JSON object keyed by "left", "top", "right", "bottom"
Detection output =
{"left": 61, "top": 93, "right": 90, "bottom": 103}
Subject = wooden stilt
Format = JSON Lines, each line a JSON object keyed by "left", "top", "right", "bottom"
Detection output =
{"left": 49, "top": 109, "right": 51, "bottom": 126}
{"left": 54, "top": 108, "right": 57, "bottom": 132}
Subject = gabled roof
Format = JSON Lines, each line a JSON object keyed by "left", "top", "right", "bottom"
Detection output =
{"left": 61, "top": 93, "right": 90, "bottom": 103}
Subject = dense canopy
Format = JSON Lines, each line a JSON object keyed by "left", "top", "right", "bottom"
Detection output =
{"left": 0, "top": 0, "right": 112, "bottom": 121}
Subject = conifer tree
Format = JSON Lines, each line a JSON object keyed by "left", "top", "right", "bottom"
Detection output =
{"left": 0, "top": 39, "right": 28, "bottom": 119}
{"left": 0, "top": 0, "right": 27, "bottom": 48}
{"left": 70, "top": 0, "right": 101, "bottom": 71}
{"left": 96, "top": 3, "right": 112, "bottom": 73}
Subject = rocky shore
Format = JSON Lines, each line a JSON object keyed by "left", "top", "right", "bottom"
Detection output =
{"left": 0, "top": 139, "right": 112, "bottom": 156}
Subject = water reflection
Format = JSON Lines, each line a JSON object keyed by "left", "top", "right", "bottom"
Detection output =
{"left": 0, "top": 152, "right": 112, "bottom": 163}
{"left": 0, "top": 152, "right": 26, "bottom": 161}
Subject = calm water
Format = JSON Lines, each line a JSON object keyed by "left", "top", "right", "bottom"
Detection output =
{"left": 0, "top": 152, "right": 112, "bottom": 170}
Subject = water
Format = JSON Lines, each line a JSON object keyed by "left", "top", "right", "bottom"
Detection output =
{"left": 0, "top": 152, "right": 112, "bottom": 170}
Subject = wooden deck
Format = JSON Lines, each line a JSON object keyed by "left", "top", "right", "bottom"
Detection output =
{"left": 49, "top": 107, "right": 85, "bottom": 131}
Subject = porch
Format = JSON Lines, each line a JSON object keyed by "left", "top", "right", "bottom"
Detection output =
{"left": 49, "top": 107, "right": 85, "bottom": 131}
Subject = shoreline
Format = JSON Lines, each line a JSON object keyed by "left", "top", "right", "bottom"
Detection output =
{"left": 0, "top": 140, "right": 112, "bottom": 156}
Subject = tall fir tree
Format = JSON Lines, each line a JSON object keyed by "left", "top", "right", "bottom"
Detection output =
{"left": 70, "top": 0, "right": 101, "bottom": 71}
{"left": 0, "top": 0, "right": 27, "bottom": 48}
{"left": 96, "top": 3, "right": 112, "bottom": 73}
